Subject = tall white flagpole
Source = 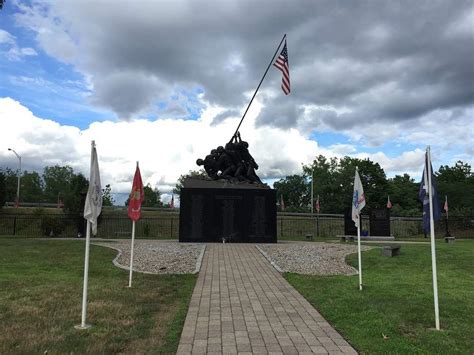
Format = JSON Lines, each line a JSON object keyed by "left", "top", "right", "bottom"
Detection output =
{"left": 311, "top": 167, "right": 314, "bottom": 214}
{"left": 357, "top": 216, "right": 362, "bottom": 291}
{"left": 78, "top": 220, "right": 92, "bottom": 329}
{"left": 427, "top": 146, "right": 440, "bottom": 330}
{"left": 128, "top": 220, "right": 136, "bottom": 287}
{"left": 76, "top": 141, "right": 96, "bottom": 330}
{"left": 352, "top": 166, "right": 364, "bottom": 291}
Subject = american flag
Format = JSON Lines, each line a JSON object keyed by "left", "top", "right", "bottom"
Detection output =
{"left": 315, "top": 195, "right": 320, "bottom": 213}
{"left": 273, "top": 41, "right": 290, "bottom": 95}
{"left": 170, "top": 194, "right": 175, "bottom": 209}
{"left": 387, "top": 195, "right": 392, "bottom": 209}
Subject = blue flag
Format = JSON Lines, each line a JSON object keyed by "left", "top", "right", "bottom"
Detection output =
{"left": 418, "top": 152, "right": 441, "bottom": 233}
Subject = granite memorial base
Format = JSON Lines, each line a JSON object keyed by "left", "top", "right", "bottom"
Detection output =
{"left": 179, "top": 178, "right": 277, "bottom": 243}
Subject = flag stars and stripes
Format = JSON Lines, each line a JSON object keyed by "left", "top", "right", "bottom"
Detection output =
{"left": 273, "top": 41, "right": 290, "bottom": 95}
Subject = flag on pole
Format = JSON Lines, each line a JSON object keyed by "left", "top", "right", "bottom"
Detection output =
{"left": 128, "top": 163, "right": 144, "bottom": 222}
{"left": 315, "top": 195, "right": 320, "bottom": 213}
{"left": 170, "top": 194, "right": 175, "bottom": 209}
{"left": 418, "top": 152, "right": 441, "bottom": 233}
{"left": 273, "top": 41, "right": 290, "bottom": 95}
{"left": 76, "top": 141, "right": 102, "bottom": 330}
{"left": 419, "top": 146, "right": 441, "bottom": 330}
{"left": 352, "top": 168, "right": 366, "bottom": 227}
{"left": 352, "top": 167, "right": 366, "bottom": 291}
{"left": 84, "top": 142, "right": 102, "bottom": 235}
{"left": 387, "top": 195, "right": 392, "bottom": 209}
{"left": 444, "top": 195, "right": 448, "bottom": 213}
{"left": 280, "top": 194, "right": 285, "bottom": 211}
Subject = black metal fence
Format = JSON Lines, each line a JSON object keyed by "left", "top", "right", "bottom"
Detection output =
{"left": 0, "top": 213, "right": 473, "bottom": 239}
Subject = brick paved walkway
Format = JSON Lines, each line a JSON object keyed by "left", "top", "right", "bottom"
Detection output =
{"left": 177, "top": 244, "right": 357, "bottom": 355}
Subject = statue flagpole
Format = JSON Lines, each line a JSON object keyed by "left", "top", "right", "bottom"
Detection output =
{"left": 231, "top": 34, "right": 287, "bottom": 140}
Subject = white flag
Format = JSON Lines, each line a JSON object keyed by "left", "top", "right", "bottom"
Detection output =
{"left": 352, "top": 167, "right": 366, "bottom": 227}
{"left": 84, "top": 141, "right": 102, "bottom": 235}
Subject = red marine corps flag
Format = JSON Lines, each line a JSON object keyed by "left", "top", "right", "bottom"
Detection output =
{"left": 127, "top": 162, "right": 144, "bottom": 287}
{"left": 128, "top": 162, "right": 144, "bottom": 221}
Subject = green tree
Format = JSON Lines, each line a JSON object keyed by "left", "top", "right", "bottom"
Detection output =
{"left": 21, "top": 171, "right": 44, "bottom": 202}
{"left": 273, "top": 174, "right": 310, "bottom": 212}
{"left": 387, "top": 174, "right": 420, "bottom": 216}
{"left": 303, "top": 155, "right": 339, "bottom": 213}
{"left": 0, "top": 172, "right": 5, "bottom": 208}
{"left": 173, "top": 169, "right": 207, "bottom": 195}
{"left": 143, "top": 184, "right": 163, "bottom": 207}
{"left": 1, "top": 168, "right": 18, "bottom": 203}
{"left": 436, "top": 161, "right": 474, "bottom": 215}
{"left": 303, "top": 155, "right": 388, "bottom": 214}
{"left": 43, "top": 165, "right": 75, "bottom": 203}
{"left": 62, "top": 173, "right": 89, "bottom": 214}
{"left": 436, "top": 161, "right": 472, "bottom": 183}
{"left": 102, "top": 184, "right": 115, "bottom": 206}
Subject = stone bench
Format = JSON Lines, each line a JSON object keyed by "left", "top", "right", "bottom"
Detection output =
{"left": 444, "top": 237, "right": 455, "bottom": 243}
{"left": 382, "top": 245, "right": 401, "bottom": 257}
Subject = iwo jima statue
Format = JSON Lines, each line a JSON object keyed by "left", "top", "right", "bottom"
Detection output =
{"left": 179, "top": 34, "right": 288, "bottom": 243}
{"left": 179, "top": 130, "right": 276, "bottom": 243}
{"left": 196, "top": 132, "right": 263, "bottom": 185}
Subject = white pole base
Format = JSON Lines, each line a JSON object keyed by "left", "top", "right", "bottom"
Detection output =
{"left": 74, "top": 324, "right": 92, "bottom": 330}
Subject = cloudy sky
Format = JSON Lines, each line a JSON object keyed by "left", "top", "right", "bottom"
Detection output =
{"left": 0, "top": 0, "right": 473, "bottom": 205}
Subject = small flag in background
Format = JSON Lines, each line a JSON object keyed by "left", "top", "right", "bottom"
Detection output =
{"left": 387, "top": 195, "right": 392, "bottom": 209}
{"left": 280, "top": 194, "right": 285, "bottom": 211}
{"left": 444, "top": 195, "right": 448, "bottom": 213}
{"left": 128, "top": 162, "right": 144, "bottom": 222}
{"left": 84, "top": 142, "right": 102, "bottom": 235}
{"left": 418, "top": 151, "right": 441, "bottom": 233}
{"left": 273, "top": 41, "right": 290, "bottom": 95}
{"left": 352, "top": 167, "right": 366, "bottom": 227}
{"left": 170, "top": 194, "right": 175, "bottom": 209}
{"left": 315, "top": 195, "right": 320, "bottom": 213}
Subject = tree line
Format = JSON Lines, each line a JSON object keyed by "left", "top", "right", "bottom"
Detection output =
{"left": 0, "top": 165, "right": 169, "bottom": 211}
{"left": 274, "top": 156, "right": 474, "bottom": 216}
{"left": 0, "top": 165, "right": 113, "bottom": 213}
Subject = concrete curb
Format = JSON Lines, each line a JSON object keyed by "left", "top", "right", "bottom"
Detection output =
{"left": 194, "top": 245, "right": 206, "bottom": 274}
{"left": 255, "top": 245, "right": 283, "bottom": 273}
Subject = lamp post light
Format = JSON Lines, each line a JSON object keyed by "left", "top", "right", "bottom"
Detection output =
{"left": 8, "top": 148, "right": 21, "bottom": 208}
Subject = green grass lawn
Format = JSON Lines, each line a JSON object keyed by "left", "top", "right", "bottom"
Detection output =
{"left": 285, "top": 240, "right": 474, "bottom": 354}
{"left": 0, "top": 238, "right": 196, "bottom": 354}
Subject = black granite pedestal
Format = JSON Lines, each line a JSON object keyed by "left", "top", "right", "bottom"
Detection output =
{"left": 179, "top": 178, "right": 277, "bottom": 243}
{"left": 369, "top": 208, "right": 391, "bottom": 236}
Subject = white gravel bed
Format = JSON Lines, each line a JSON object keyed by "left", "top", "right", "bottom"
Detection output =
{"left": 93, "top": 240, "right": 205, "bottom": 274}
{"left": 257, "top": 243, "right": 372, "bottom": 275}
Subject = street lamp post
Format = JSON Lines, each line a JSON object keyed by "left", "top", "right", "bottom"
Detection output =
{"left": 8, "top": 148, "right": 21, "bottom": 207}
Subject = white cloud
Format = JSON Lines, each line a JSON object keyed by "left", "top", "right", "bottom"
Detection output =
{"left": 2, "top": 98, "right": 470, "bottom": 204}
{"left": 0, "top": 29, "right": 15, "bottom": 45}
{"left": 0, "top": 97, "right": 318, "bottom": 196}
{"left": 0, "top": 29, "right": 38, "bottom": 60}
{"left": 445, "top": 6, "right": 474, "bottom": 38}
